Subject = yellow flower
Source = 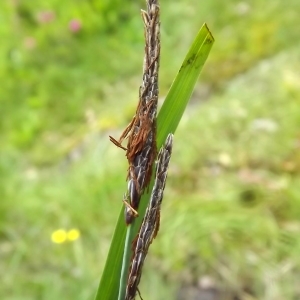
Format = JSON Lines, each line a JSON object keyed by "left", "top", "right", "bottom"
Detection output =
{"left": 67, "top": 229, "right": 80, "bottom": 241}
{"left": 51, "top": 229, "right": 67, "bottom": 244}
{"left": 51, "top": 228, "right": 81, "bottom": 244}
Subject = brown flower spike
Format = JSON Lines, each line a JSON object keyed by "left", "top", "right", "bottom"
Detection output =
{"left": 125, "top": 134, "right": 173, "bottom": 300}
{"left": 110, "top": 0, "right": 160, "bottom": 224}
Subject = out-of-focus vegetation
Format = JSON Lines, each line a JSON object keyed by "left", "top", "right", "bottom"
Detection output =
{"left": 1, "top": 0, "right": 300, "bottom": 299}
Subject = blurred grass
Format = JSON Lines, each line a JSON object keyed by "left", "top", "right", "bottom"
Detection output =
{"left": 1, "top": 0, "right": 300, "bottom": 299}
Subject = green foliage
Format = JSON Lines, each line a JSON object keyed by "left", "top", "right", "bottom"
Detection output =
{"left": 1, "top": 0, "right": 300, "bottom": 299}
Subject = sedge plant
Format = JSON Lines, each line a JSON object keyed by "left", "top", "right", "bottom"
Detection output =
{"left": 95, "top": 22, "right": 214, "bottom": 300}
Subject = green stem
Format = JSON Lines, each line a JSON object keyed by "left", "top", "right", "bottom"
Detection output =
{"left": 117, "top": 222, "right": 133, "bottom": 300}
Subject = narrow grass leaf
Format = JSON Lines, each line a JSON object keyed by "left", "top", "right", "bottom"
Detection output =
{"left": 157, "top": 23, "right": 214, "bottom": 147}
{"left": 95, "top": 212, "right": 126, "bottom": 300}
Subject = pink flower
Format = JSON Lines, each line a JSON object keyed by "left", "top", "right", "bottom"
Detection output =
{"left": 36, "top": 10, "right": 55, "bottom": 24}
{"left": 69, "top": 19, "right": 82, "bottom": 33}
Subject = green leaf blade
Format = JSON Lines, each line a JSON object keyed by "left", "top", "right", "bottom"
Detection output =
{"left": 157, "top": 23, "right": 214, "bottom": 147}
{"left": 94, "top": 212, "right": 126, "bottom": 300}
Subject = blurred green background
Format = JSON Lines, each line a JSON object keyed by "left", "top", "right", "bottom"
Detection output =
{"left": 1, "top": 0, "right": 300, "bottom": 299}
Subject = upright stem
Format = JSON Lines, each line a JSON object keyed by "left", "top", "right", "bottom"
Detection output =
{"left": 118, "top": 224, "right": 134, "bottom": 300}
